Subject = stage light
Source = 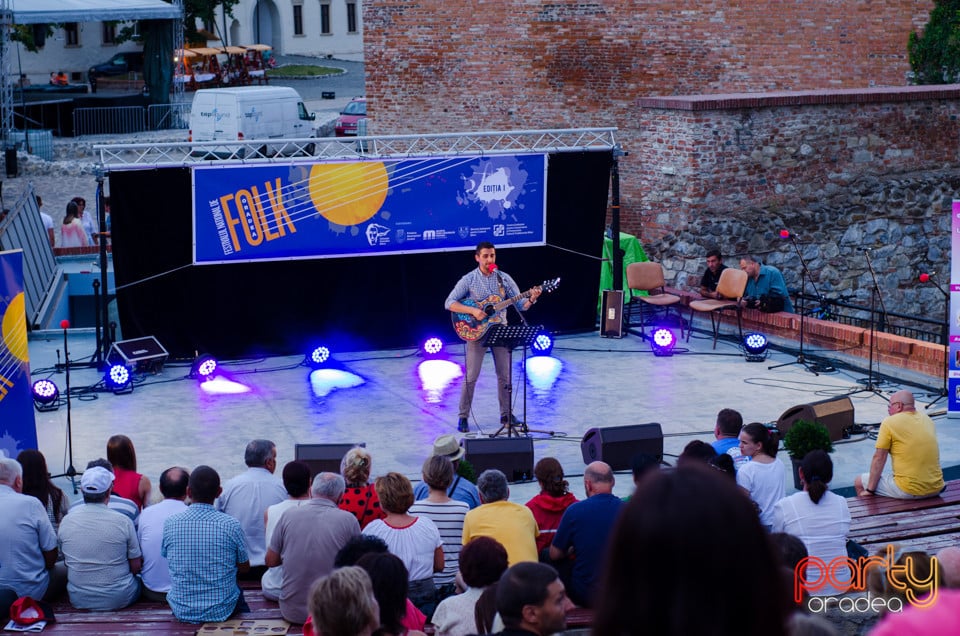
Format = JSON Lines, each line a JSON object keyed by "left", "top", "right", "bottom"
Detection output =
{"left": 306, "top": 345, "right": 331, "bottom": 369}
{"left": 531, "top": 331, "right": 554, "bottom": 356}
{"left": 190, "top": 354, "right": 219, "bottom": 380}
{"left": 743, "top": 332, "right": 769, "bottom": 362}
{"left": 104, "top": 364, "right": 133, "bottom": 394}
{"left": 650, "top": 327, "right": 677, "bottom": 357}
{"left": 422, "top": 337, "right": 444, "bottom": 357}
{"left": 32, "top": 379, "right": 60, "bottom": 411}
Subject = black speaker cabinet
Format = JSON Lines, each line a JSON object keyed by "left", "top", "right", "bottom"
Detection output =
{"left": 295, "top": 442, "right": 365, "bottom": 479}
{"left": 600, "top": 290, "right": 624, "bottom": 338}
{"left": 463, "top": 437, "right": 534, "bottom": 483}
{"left": 580, "top": 423, "right": 663, "bottom": 471}
{"left": 777, "top": 396, "right": 854, "bottom": 442}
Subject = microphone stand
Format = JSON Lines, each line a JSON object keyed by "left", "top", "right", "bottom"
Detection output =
{"left": 922, "top": 274, "right": 949, "bottom": 408}
{"left": 847, "top": 249, "right": 888, "bottom": 399}
{"left": 51, "top": 325, "right": 79, "bottom": 493}
{"left": 769, "top": 233, "right": 828, "bottom": 374}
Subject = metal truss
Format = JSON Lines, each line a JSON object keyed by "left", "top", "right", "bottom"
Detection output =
{"left": 96, "top": 127, "right": 619, "bottom": 170}
{"left": 0, "top": 0, "right": 13, "bottom": 141}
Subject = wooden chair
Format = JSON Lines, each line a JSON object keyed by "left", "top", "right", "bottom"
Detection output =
{"left": 687, "top": 268, "right": 748, "bottom": 348}
{"left": 625, "top": 262, "right": 684, "bottom": 339}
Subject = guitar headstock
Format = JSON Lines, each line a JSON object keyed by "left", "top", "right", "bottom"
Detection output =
{"left": 539, "top": 277, "right": 561, "bottom": 294}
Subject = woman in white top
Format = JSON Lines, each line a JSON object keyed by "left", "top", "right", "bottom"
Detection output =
{"left": 60, "top": 200, "right": 88, "bottom": 248}
{"left": 736, "top": 422, "right": 786, "bottom": 529}
{"left": 772, "top": 450, "right": 851, "bottom": 596}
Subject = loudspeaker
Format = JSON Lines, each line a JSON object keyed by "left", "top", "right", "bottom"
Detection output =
{"left": 600, "top": 290, "right": 624, "bottom": 338}
{"left": 295, "top": 442, "right": 364, "bottom": 479}
{"left": 777, "top": 396, "right": 854, "bottom": 442}
{"left": 580, "top": 423, "right": 663, "bottom": 471}
{"left": 109, "top": 336, "right": 168, "bottom": 369}
{"left": 463, "top": 437, "right": 534, "bottom": 483}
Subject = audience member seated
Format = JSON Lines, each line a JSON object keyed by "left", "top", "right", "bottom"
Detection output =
{"left": 357, "top": 553, "right": 428, "bottom": 636}
{"left": 493, "top": 562, "right": 572, "bottom": 636}
{"left": 338, "top": 446, "right": 386, "bottom": 529}
{"left": 69, "top": 458, "right": 140, "bottom": 526}
{"left": 0, "top": 457, "right": 64, "bottom": 601}
{"left": 868, "top": 588, "right": 960, "bottom": 636}
{"left": 409, "top": 455, "right": 469, "bottom": 600}
{"left": 624, "top": 453, "right": 660, "bottom": 501}
{"left": 772, "top": 450, "right": 850, "bottom": 598}
{"left": 261, "top": 460, "right": 312, "bottom": 602}
{"left": 769, "top": 532, "right": 809, "bottom": 610}
{"left": 106, "top": 434, "right": 152, "bottom": 509}
{"left": 265, "top": 472, "right": 360, "bottom": 625}
{"left": 463, "top": 469, "right": 538, "bottom": 567}
{"left": 935, "top": 546, "right": 960, "bottom": 589}
{"left": 711, "top": 407, "right": 746, "bottom": 470}
{"left": 138, "top": 467, "right": 189, "bottom": 602}
{"left": 58, "top": 466, "right": 142, "bottom": 610}
{"left": 431, "top": 536, "right": 509, "bottom": 636}
{"left": 413, "top": 434, "right": 481, "bottom": 509}
{"left": 736, "top": 422, "right": 786, "bottom": 529}
{"left": 549, "top": 461, "right": 623, "bottom": 608}
{"left": 676, "top": 440, "right": 719, "bottom": 467}
{"left": 524, "top": 457, "right": 577, "bottom": 559}
{"left": 866, "top": 547, "right": 942, "bottom": 619}
{"left": 307, "top": 567, "right": 380, "bottom": 636}
{"left": 163, "top": 465, "right": 250, "bottom": 623}
{"left": 215, "top": 439, "right": 287, "bottom": 573}
{"left": 708, "top": 453, "right": 736, "bottom": 480}
{"left": 740, "top": 254, "right": 794, "bottom": 313}
{"left": 16, "top": 449, "right": 69, "bottom": 534}
{"left": 593, "top": 464, "right": 791, "bottom": 635}
{"left": 854, "top": 389, "right": 945, "bottom": 500}
{"left": 362, "top": 472, "right": 443, "bottom": 616}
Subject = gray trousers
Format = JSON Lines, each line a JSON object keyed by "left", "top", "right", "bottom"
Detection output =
{"left": 458, "top": 339, "right": 512, "bottom": 420}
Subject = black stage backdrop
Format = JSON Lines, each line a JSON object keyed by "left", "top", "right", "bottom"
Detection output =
{"left": 109, "top": 151, "right": 612, "bottom": 359}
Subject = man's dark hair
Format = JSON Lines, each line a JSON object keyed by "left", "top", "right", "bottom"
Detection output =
{"left": 244, "top": 439, "right": 275, "bottom": 467}
{"left": 631, "top": 453, "right": 659, "bottom": 482}
{"left": 769, "top": 532, "right": 809, "bottom": 571}
{"left": 282, "top": 460, "right": 312, "bottom": 498}
{"left": 677, "top": 440, "right": 718, "bottom": 467}
{"left": 496, "top": 562, "right": 559, "bottom": 628}
{"left": 334, "top": 534, "right": 389, "bottom": 568}
{"left": 188, "top": 465, "right": 221, "bottom": 503}
{"left": 706, "top": 248, "right": 722, "bottom": 259}
{"left": 82, "top": 490, "right": 109, "bottom": 504}
{"left": 159, "top": 466, "right": 189, "bottom": 499}
{"left": 716, "top": 408, "right": 743, "bottom": 437}
{"left": 475, "top": 241, "right": 495, "bottom": 254}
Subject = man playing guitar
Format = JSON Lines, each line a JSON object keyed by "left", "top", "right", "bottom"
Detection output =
{"left": 445, "top": 242, "right": 541, "bottom": 433}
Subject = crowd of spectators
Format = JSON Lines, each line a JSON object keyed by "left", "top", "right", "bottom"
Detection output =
{"left": 0, "top": 419, "right": 956, "bottom": 635}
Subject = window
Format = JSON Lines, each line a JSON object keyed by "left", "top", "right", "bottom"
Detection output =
{"left": 293, "top": 5, "right": 304, "bottom": 35}
{"left": 320, "top": 3, "right": 331, "bottom": 35}
{"left": 102, "top": 22, "right": 117, "bottom": 45}
{"left": 64, "top": 23, "right": 79, "bottom": 47}
{"left": 346, "top": 3, "right": 357, "bottom": 33}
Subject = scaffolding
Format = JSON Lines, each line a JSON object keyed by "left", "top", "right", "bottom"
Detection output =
{"left": 0, "top": 0, "right": 14, "bottom": 142}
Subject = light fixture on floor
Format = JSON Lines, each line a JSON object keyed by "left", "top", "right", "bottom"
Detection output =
{"left": 422, "top": 337, "right": 444, "bottom": 357}
{"left": 32, "top": 379, "right": 60, "bottom": 411}
{"left": 190, "top": 354, "right": 219, "bottom": 380}
{"left": 306, "top": 345, "right": 331, "bottom": 369}
{"left": 743, "top": 332, "right": 768, "bottom": 362}
{"left": 104, "top": 364, "right": 133, "bottom": 394}
{"left": 650, "top": 327, "right": 677, "bottom": 357}
{"left": 530, "top": 330, "right": 554, "bottom": 356}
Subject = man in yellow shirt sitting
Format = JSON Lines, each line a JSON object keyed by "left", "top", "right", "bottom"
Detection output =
{"left": 462, "top": 469, "right": 538, "bottom": 566}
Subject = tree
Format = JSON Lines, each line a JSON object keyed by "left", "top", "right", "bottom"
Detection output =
{"left": 183, "top": 0, "right": 240, "bottom": 45}
{"left": 908, "top": 0, "right": 960, "bottom": 84}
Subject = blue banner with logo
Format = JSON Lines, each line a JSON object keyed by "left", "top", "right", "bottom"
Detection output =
{"left": 0, "top": 249, "right": 38, "bottom": 457}
{"left": 192, "top": 153, "right": 547, "bottom": 264}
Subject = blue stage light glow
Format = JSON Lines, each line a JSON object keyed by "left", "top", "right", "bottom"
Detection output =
{"left": 423, "top": 337, "right": 444, "bottom": 356}
{"left": 32, "top": 379, "right": 59, "bottom": 404}
{"left": 418, "top": 359, "right": 463, "bottom": 403}
{"left": 651, "top": 328, "right": 677, "bottom": 356}
{"left": 531, "top": 332, "right": 554, "bottom": 356}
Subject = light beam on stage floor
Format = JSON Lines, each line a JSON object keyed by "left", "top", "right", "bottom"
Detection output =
{"left": 309, "top": 368, "right": 365, "bottom": 398}
{"left": 525, "top": 355, "right": 563, "bottom": 394}
{"left": 199, "top": 376, "right": 252, "bottom": 395}
{"left": 418, "top": 359, "right": 463, "bottom": 403}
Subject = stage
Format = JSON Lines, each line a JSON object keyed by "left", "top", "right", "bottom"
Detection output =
{"left": 25, "top": 325, "right": 960, "bottom": 503}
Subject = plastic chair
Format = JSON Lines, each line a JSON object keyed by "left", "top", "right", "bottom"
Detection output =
{"left": 625, "top": 262, "right": 685, "bottom": 339}
{"left": 687, "top": 268, "right": 748, "bottom": 348}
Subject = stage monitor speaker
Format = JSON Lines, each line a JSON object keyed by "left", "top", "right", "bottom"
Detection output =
{"left": 109, "top": 336, "right": 168, "bottom": 369}
{"left": 295, "top": 442, "right": 365, "bottom": 479}
{"left": 580, "top": 423, "right": 663, "bottom": 471}
{"left": 600, "top": 290, "right": 624, "bottom": 338}
{"left": 777, "top": 396, "right": 854, "bottom": 442}
{"left": 463, "top": 437, "right": 534, "bottom": 483}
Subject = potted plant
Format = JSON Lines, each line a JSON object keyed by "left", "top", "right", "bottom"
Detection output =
{"left": 781, "top": 419, "right": 834, "bottom": 490}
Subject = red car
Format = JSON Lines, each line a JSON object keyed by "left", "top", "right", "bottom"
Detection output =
{"left": 334, "top": 97, "right": 366, "bottom": 136}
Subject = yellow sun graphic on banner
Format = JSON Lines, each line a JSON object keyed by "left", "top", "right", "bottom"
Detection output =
{"left": 308, "top": 161, "right": 389, "bottom": 227}
{"left": 1, "top": 292, "right": 28, "bottom": 363}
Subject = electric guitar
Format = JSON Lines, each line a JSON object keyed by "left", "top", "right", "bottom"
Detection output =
{"left": 452, "top": 277, "right": 561, "bottom": 342}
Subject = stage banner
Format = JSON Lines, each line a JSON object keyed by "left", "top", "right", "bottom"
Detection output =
{"left": 192, "top": 153, "right": 548, "bottom": 264}
{"left": 0, "top": 249, "right": 38, "bottom": 456}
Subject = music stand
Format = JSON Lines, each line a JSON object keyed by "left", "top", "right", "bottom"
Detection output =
{"left": 482, "top": 323, "right": 543, "bottom": 438}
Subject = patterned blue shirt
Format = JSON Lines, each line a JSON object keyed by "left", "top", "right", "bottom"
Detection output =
{"left": 161, "top": 503, "right": 248, "bottom": 623}
{"left": 445, "top": 267, "right": 528, "bottom": 322}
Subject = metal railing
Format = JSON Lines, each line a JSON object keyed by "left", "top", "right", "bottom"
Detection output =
{"left": 73, "top": 102, "right": 191, "bottom": 137}
{"left": 796, "top": 292, "right": 944, "bottom": 344}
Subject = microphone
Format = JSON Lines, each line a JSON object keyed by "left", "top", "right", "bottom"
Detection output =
{"left": 60, "top": 319, "right": 70, "bottom": 329}
{"left": 488, "top": 263, "right": 498, "bottom": 274}
{"left": 919, "top": 272, "right": 931, "bottom": 283}
{"left": 779, "top": 229, "right": 791, "bottom": 239}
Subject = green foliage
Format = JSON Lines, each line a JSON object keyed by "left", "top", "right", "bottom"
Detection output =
{"left": 184, "top": 0, "right": 241, "bottom": 45}
{"left": 782, "top": 419, "right": 834, "bottom": 460}
{"left": 908, "top": 0, "right": 960, "bottom": 84}
{"left": 266, "top": 65, "right": 340, "bottom": 78}
{"left": 9, "top": 24, "right": 53, "bottom": 53}
{"left": 457, "top": 459, "right": 477, "bottom": 484}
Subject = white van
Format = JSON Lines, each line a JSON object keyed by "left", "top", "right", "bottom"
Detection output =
{"left": 189, "top": 86, "right": 316, "bottom": 158}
